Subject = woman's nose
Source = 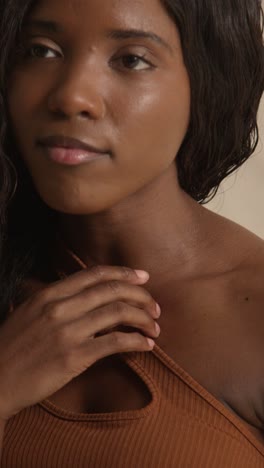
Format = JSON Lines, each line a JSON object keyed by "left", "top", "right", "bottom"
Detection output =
{"left": 47, "top": 65, "right": 106, "bottom": 120}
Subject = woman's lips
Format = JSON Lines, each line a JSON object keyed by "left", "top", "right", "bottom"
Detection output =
{"left": 40, "top": 145, "right": 110, "bottom": 166}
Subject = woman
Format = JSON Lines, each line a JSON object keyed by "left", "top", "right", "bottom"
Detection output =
{"left": 0, "top": 0, "right": 263, "bottom": 466}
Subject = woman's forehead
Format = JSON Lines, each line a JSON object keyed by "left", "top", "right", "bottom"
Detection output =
{"left": 29, "top": 0, "right": 173, "bottom": 31}
{"left": 27, "top": 0, "right": 181, "bottom": 53}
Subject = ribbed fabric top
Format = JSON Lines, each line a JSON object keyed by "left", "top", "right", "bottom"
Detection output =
{"left": 2, "top": 235, "right": 264, "bottom": 467}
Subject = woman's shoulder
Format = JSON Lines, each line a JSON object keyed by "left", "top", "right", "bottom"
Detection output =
{"left": 204, "top": 211, "right": 264, "bottom": 349}
{"left": 203, "top": 207, "right": 264, "bottom": 274}
{"left": 171, "top": 211, "right": 264, "bottom": 433}
{"left": 218, "top": 231, "right": 264, "bottom": 438}
{"left": 208, "top": 214, "right": 264, "bottom": 429}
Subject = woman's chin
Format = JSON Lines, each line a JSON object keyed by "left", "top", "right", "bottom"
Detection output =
{"left": 37, "top": 193, "right": 112, "bottom": 215}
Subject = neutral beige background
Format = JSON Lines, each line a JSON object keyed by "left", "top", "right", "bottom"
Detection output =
{"left": 206, "top": 93, "right": 264, "bottom": 239}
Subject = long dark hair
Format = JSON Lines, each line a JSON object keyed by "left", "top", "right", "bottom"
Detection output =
{"left": 0, "top": 0, "right": 263, "bottom": 324}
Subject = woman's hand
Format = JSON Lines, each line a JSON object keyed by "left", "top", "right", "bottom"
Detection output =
{"left": 0, "top": 266, "right": 161, "bottom": 421}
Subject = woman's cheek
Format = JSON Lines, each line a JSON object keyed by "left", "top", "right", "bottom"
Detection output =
{"left": 118, "top": 78, "right": 190, "bottom": 170}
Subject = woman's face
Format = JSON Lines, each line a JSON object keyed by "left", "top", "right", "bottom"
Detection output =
{"left": 7, "top": 0, "right": 191, "bottom": 214}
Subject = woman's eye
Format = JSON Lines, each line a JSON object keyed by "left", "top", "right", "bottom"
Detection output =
{"left": 114, "top": 54, "right": 154, "bottom": 71}
{"left": 21, "top": 45, "right": 154, "bottom": 71}
{"left": 25, "top": 44, "right": 60, "bottom": 59}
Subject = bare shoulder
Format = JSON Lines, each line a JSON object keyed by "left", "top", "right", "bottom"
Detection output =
{"left": 222, "top": 233, "right": 264, "bottom": 438}
{"left": 203, "top": 206, "right": 264, "bottom": 267}
{"left": 167, "top": 210, "right": 264, "bottom": 434}
{"left": 204, "top": 211, "right": 264, "bottom": 358}
{"left": 206, "top": 213, "right": 264, "bottom": 430}
{"left": 211, "top": 211, "right": 264, "bottom": 293}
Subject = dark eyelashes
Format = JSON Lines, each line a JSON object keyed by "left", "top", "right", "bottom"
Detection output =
{"left": 21, "top": 43, "right": 156, "bottom": 71}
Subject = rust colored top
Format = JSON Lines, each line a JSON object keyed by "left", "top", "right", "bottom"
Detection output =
{"left": 2, "top": 236, "right": 264, "bottom": 467}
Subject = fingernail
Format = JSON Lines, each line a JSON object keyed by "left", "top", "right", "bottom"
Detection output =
{"left": 156, "top": 303, "right": 161, "bottom": 316}
{"left": 146, "top": 338, "right": 155, "bottom": 348}
{"left": 134, "top": 270, "right": 149, "bottom": 280}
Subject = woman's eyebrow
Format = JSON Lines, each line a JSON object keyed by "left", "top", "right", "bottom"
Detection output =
{"left": 23, "top": 19, "right": 174, "bottom": 55}
{"left": 23, "top": 19, "right": 60, "bottom": 33}
{"left": 105, "top": 28, "right": 174, "bottom": 55}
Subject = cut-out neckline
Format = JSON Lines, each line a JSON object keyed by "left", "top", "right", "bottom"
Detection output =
{"left": 38, "top": 341, "right": 264, "bottom": 457}
{"left": 37, "top": 233, "right": 264, "bottom": 456}
{"left": 38, "top": 348, "right": 160, "bottom": 422}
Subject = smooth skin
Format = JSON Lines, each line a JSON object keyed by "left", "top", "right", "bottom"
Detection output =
{"left": 2, "top": 0, "right": 264, "bottom": 443}
{"left": 0, "top": 266, "right": 160, "bottom": 421}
